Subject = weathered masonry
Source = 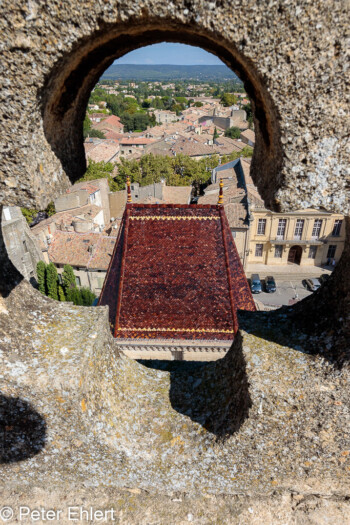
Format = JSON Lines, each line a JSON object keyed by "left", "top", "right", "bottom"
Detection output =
{"left": 0, "top": 1, "right": 349, "bottom": 522}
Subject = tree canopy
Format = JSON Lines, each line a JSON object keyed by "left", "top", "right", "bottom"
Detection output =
{"left": 224, "top": 126, "right": 241, "bottom": 139}
{"left": 220, "top": 93, "right": 238, "bottom": 107}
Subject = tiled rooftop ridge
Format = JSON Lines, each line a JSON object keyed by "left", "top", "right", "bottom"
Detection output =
{"left": 98, "top": 204, "right": 255, "bottom": 341}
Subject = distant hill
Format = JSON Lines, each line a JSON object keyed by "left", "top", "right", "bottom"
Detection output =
{"left": 100, "top": 64, "right": 240, "bottom": 82}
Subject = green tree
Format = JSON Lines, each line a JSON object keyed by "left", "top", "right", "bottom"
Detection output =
{"left": 80, "top": 287, "right": 97, "bottom": 306}
{"left": 36, "top": 261, "right": 47, "bottom": 295}
{"left": 21, "top": 207, "right": 38, "bottom": 225}
{"left": 220, "top": 93, "right": 238, "bottom": 107}
{"left": 78, "top": 159, "right": 118, "bottom": 191}
{"left": 62, "top": 264, "right": 76, "bottom": 296}
{"left": 213, "top": 127, "right": 219, "bottom": 140}
{"left": 45, "top": 201, "right": 56, "bottom": 217}
{"left": 224, "top": 126, "right": 241, "bottom": 139}
{"left": 83, "top": 115, "right": 92, "bottom": 139}
{"left": 58, "top": 285, "right": 66, "bottom": 302}
{"left": 193, "top": 101, "right": 203, "bottom": 107}
{"left": 69, "top": 287, "right": 83, "bottom": 306}
{"left": 88, "top": 129, "right": 106, "bottom": 139}
{"left": 46, "top": 263, "right": 59, "bottom": 300}
{"left": 226, "top": 146, "right": 254, "bottom": 162}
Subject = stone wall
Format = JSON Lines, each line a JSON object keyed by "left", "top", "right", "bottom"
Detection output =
{"left": 1, "top": 207, "right": 45, "bottom": 283}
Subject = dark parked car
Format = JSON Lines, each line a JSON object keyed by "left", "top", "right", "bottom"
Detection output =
{"left": 304, "top": 278, "right": 321, "bottom": 292}
{"left": 250, "top": 274, "right": 262, "bottom": 294}
{"left": 265, "top": 276, "right": 276, "bottom": 293}
{"left": 319, "top": 274, "right": 330, "bottom": 284}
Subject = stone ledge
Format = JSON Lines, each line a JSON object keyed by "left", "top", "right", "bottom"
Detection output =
{"left": 1, "top": 281, "right": 349, "bottom": 502}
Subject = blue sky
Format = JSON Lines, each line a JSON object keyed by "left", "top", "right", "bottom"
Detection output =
{"left": 114, "top": 43, "right": 223, "bottom": 65}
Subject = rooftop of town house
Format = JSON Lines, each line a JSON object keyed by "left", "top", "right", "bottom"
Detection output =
{"left": 84, "top": 141, "right": 120, "bottom": 163}
{"left": 98, "top": 203, "right": 255, "bottom": 340}
{"left": 30, "top": 204, "right": 104, "bottom": 234}
{"left": 66, "top": 181, "right": 100, "bottom": 195}
{"left": 48, "top": 231, "right": 117, "bottom": 270}
{"left": 119, "top": 137, "right": 156, "bottom": 145}
{"left": 240, "top": 129, "right": 256, "bottom": 143}
{"left": 161, "top": 185, "right": 192, "bottom": 204}
{"left": 214, "top": 136, "right": 246, "bottom": 151}
{"left": 93, "top": 115, "right": 124, "bottom": 131}
{"left": 102, "top": 130, "right": 125, "bottom": 141}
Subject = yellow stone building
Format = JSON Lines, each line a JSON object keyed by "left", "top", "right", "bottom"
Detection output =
{"left": 248, "top": 206, "right": 345, "bottom": 267}
{"left": 202, "top": 158, "right": 345, "bottom": 269}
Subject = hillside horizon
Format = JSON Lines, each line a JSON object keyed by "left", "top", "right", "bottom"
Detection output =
{"left": 101, "top": 63, "right": 241, "bottom": 82}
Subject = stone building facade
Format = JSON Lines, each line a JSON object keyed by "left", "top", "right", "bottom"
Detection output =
{"left": 205, "top": 159, "right": 345, "bottom": 269}
{"left": 248, "top": 208, "right": 345, "bottom": 267}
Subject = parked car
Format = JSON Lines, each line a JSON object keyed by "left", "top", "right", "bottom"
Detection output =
{"left": 265, "top": 276, "right": 276, "bottom": 293}
{"left": 250, "top": 274, "right": 262, "bottom": 294}
{"left": 319, "top": 274, "right": 330, "bottom": 284}
{"left": 304, "top": 278, "right": 321, "bottom": 292}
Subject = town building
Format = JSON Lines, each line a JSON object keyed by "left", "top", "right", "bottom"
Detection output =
{"left": 108, "top": 180, "right": 192, "bottom": 222}
{"left": 240, "top": 129, "right": 255, "bottom": 147}
{"left": 203, "top": 159, "right": 345, "bottom": 269}
{"left": 47, "top": 231, "right": 117, "bottom": 295}
{"left": 55, "top": 178, "right": 111, "bottom": 225}
{"left": 153, "top": 110, "right": 178, "bottom": 124}
{"left": 92, "top": 114, "right": 124, "bottom": 134}
{"left": 98, "top": 201, "right": 255, "bottom": 361}
{"left": 119, "top": 137, "right": 156, "bottom": 156}
{"left": 84, "top": 138, "right": 120, "bottom": 164}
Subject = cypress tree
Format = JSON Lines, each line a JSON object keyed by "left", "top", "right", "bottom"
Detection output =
{"left": 62, "top": 264, "right": 76, "bottom": 295}
{"left": 36, "top": 261, "right": 47, "bottom": 295}
{"left": 58, "top": 284, "right": 66, "bottom": 302}
{"left": 80, "top": 287, "right": 97, "bottom": 306}
{"left": 46, "top": 263, "right": 59, "bottom": 300}
{"left": 69, "top": 287, "right": 83, "bottom": 306}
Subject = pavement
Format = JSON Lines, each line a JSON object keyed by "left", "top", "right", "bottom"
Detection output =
{"left": 244, "top": 264, "right": 334, "bottom": 309}
{"left": 245, "top": 263, "right": 333, "bottom": 279}
{"left": 252, "top": 279, "right": 313, "bottom": 309}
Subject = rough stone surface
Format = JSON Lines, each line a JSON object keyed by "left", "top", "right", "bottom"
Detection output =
{"left": 0, "top": 0, "right": 349, "bottom": 214}
{"left": 1, "top": 281, "right": 350, "bottom": 522}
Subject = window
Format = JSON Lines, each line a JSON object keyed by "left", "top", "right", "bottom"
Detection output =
{"left": 255, "top": 244, "right": 263, "bottom": 257}
{"left": 308, "top": 246, "right": 317, "bottom": 259}
{"left": 90, "top": 192, "right": 96, "bottom": 202}
{"left": 274, "top": 245, "right": 283, "bottom": 258}
{"left": 332, "top": 220, "right": 342, "bottom": 237}
{"left": 257, "top": 219, "right": 266, "bottom": 235}
{"left": 294, "top": 219, "right": 304, "bottom": 239}
{"left": 231, "top": 230, "right": 236, "bottom": 238}
{"left": 327, "top": 245, "right": 336, "bottom": 259}
{"left": 276, "top": 219, "right": 286, "bottom": 239}
{"left": 311, "top": 219, "right": 322, "bottom": 239}
{"left": 75, "top": 276, "right": 81, "bottom": 286}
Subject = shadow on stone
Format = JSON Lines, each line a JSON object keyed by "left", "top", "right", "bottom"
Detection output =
{"left": 239, "top": 219, "right": 350, "bottom": 368}
{"left": 0, "top": 394, "right": 46, "bottom": 463}
{"left": 139, "top": 332, "right": 251, "bottom": 439}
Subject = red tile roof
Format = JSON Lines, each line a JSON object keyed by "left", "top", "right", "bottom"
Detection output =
{"left": 48, "top": 231, "right": 117, "bottom": 270}
{"left": 67, "top": 182, "right": 99, "bottom": 195}
{"left": 99, "top": 204, "right": 255, "bottom": 341}
{"left": 119, "top": 137, "right": 155, "bottom": 145}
